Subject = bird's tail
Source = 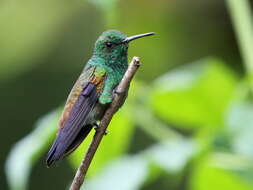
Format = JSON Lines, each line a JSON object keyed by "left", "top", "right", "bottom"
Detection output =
{"left": 46, "top": 125, "right": 93, "bottom": 167}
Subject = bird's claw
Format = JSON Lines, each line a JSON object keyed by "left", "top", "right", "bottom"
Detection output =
{"left": 93, "top": 122, "right": 108, "bottom": 136}
{"left": 93, "top": 122, "right": 100, "bottom": 131}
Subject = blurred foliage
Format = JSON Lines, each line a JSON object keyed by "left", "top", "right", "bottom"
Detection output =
{"left": 6, "top": 57, "right": 253, "bottom": 190}
{"left": 5, "top": 110, "right": 60, "bottom": 190}
{"left": 2, "top": 0, "right": 253, "bottom": 190}
{"left": 150, "top": 58, "right": 238, "bottom": 129}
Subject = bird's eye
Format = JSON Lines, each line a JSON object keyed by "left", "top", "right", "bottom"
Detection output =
{"left": 105, "top": 42, "right": 113, "bottom": 48}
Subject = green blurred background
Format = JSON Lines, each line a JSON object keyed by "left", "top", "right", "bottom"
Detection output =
{"left": 1, "top": 0, "right": 253, "bottom": 190}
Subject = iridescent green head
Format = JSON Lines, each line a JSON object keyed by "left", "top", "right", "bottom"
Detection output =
{"left": 93, "top": 30, "right": 155, "bottom": 65}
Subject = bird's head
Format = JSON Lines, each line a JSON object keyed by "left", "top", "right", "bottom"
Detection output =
{"left": 93, "top": 30, "right": 155, "bottom": 65}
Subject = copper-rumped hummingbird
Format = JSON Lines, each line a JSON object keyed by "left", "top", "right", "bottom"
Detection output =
{"left": 46, "top": 30, "right": 155, "bottom": 167}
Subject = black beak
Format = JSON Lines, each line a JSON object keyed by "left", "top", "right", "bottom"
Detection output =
{"left": 122, "top": 32, "right": 155, "bottom": 43}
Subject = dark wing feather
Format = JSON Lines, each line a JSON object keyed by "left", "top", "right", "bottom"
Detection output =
{"left": 46, "top": 82, "right": 98, "bottom": 166}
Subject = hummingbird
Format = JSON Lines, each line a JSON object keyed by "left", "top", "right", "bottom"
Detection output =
{"left": 46, "top": 30, "right": 155, "bottom": 167}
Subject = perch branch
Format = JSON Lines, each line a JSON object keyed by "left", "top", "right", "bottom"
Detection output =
{"left": 69, "top": 56, "right": 141, "bottom": 190}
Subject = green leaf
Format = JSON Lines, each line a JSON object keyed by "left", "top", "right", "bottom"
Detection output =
{"left": 68, "top": 106, "right": 135, "bottom": 176}
{"left": 132, "top": 106, "right": 182, "bottom": 141}
{"left": 190, "top": 153, "right": 253, "bottom": 190}
{"left": 144, "top": 138, "right": 197, "bottom": 173}
{"left": 79, "top": 138, "right": 197, "bottom": 190}
{"left": 150, "top": 58, "right": 238, "bottom": 129}
{"left": 227, "top": 102, "right": 253, "bottom": 157}
{"left": 82, "top": 156, "right": 148, "bottom": 190}
{"left": 5, "top": 109, "right": 60, "bottom": 190}
{"left": 142, "top": 138, "right": 198, "bottom": 188}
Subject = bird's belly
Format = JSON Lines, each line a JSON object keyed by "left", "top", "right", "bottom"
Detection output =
{"left": 85, "top": 103, "right": 107, "bottom": 125}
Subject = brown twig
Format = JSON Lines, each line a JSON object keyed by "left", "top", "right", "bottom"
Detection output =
{"left": 69, "top": 57, "right": 141, "bottom": 190}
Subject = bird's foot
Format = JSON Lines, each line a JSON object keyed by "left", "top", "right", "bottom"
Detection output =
{"left": 93, "top": 122, "right": 108, "bottom": 136}
{"left": 93, "top": 122, "right": 100, "bottom": 130}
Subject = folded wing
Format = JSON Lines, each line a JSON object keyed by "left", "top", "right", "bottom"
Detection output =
{"left": 46, "top": 82, "right": 99, "bottom": 166}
